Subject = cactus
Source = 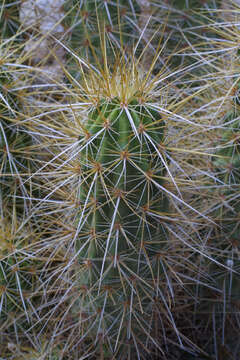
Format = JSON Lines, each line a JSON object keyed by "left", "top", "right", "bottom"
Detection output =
{"left": 63, "top": 0, "right": 141, "bottom": 65}
{"left": 0, "top": 37, "right": 33, "bottom": 216}
{"left": 3, "top": 1, "right": 239, "bottom": 358}
{"left": 16, "top": 29, "right": 224, "bottom": 356}
{"left": 194, "top": 31, "right": 240, "bottom": 356}
{"left": 0, "top": 219, "right": 38, "bottom": 325}
{"left": 46, "top": 38, "right": 213, "bottom": 356}
{"left": 212, "top": 105, "right": 240, "bottom": 241}
{"left": 73, "top": 93, "right": 169, "bottom": 353}
{"left": 0, "top": 27, "right": 44, "bottom": 349}
{"left": 0, "top": 0, "right": 21, "bottom": 39}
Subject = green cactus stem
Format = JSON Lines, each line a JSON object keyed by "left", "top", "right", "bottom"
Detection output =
{"left": 63, "top": 0, "right": 140, "bottom": 63}
{"left": 73, "top": 94, "right": 171, "bottom": 355}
